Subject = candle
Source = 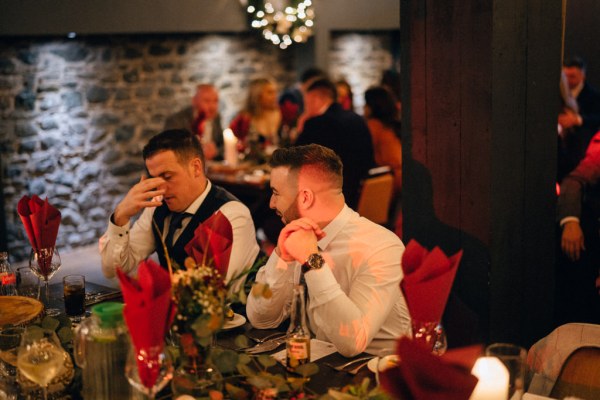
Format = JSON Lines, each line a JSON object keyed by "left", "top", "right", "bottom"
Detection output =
{"left": 223, "top": 128, "right": 238, "bottom": 167}
{"left": 469, "top": 357, "right": 509, "bottom": 400}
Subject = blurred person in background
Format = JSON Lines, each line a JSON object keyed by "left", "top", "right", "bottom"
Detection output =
{"left": 336, "top": 79, "right": 354, "bottom": 111}
{"left": 164, "top": 84, "right": 223, "bottom": 160}
{"left": 558, "top": 56, "right": 600, "bottom": 182}
{"left": 230, "top": 77, "right": 282, "bottom": 155}
{"left": 295, "top": 78, "right": 375, "bottom": 209}
{"left": 364, "top": 86, "right": 402, "bottom": 195}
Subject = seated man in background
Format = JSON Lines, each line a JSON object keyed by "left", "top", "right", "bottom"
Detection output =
{"left": 99, "top": 129, "right": 259, "bottom": 291}
{"left": 164, "top": 84, "right": 224, "bottom": 160}
{"left": 294, "top": 78, "right": 375, "bottom": 209}
{"left": 246, "top": 144, "right": 410, "bottom": 357}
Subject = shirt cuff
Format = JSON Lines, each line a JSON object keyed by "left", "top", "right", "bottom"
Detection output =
{"left": 107, "top": 214, "right": 131, "bottom": 240}
{"left": 560, "top": 216, "right": 580, "bottom": 227}
{"left": 304, "top": 264, "right": 342, "bottom": 307}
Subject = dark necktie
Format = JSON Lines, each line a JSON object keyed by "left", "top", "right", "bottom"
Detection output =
{"left": 165, "top": 212, "right": 190, "bottom": 247}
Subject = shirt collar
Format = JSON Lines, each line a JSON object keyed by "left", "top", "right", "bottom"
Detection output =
{"left": 317, "top": 204, "right": 353, "bottom": 250}
{"left": 182, "top": 180, "right": 212, "bottom": 215}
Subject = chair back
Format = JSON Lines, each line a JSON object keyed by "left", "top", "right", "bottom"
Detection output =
{"left": 357, "top": 170, "right": 394, "bottom": 225}
{"left": 550, "top": 347, "right": 600, "bottom": 399}
{"left": 527, "top": 323, "right": 600, "bottom": 397}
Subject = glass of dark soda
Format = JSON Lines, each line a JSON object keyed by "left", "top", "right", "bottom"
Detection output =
{"left": 63, "top": 274, "right": 85, "bottom": 321}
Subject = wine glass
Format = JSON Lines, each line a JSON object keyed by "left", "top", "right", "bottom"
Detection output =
{"left": 412, "top": 320, "right": 448, "bottom": 355}
{"left": 16, "top": 328, "right": 66, "bottom": 400}
{"left": 125, "top": 345, "right": 173, "bottom": 399}
{"left": 29, "top": 247, "right": 61, "bottom": 315}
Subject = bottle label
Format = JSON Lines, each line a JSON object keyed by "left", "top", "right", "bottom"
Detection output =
{"left": 286, "top": 337, "right": 310, "bottom": 370}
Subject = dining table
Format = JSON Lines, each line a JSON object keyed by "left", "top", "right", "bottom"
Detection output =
{"left": 206, "top": 161, "right": 273, "bottom": 228}
{"left": 0, "top": 279, "right": 380, "bottom": 399}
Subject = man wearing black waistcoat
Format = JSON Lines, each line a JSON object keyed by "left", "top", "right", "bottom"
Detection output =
{"left": 99, "top": 129, "right": 259, "bottom": 291}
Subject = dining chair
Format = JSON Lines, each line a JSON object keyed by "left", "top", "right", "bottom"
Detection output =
{"left": 550, "top": 346, "right": 600, "bottom": 400}
{"left": 356, "top": 167, "right": 394, "bottom": 225}
{"left": 526, "top": 323, "right": 600, "bottom": 397}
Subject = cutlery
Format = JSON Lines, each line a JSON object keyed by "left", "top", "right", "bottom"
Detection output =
{"left": 245, "top": 336, "right": 287, "bottom": 354}
{"left": 85, "top": 291, "right": 122, "bottom": 306}
{"left": 246, "top": 331, "right": 287, "bottom": 344}
{"left": 325, "top": 356, "right": 374, "bottom": 374}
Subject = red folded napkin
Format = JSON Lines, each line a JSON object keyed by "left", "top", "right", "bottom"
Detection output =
{"left": 17, "top": 195, "right": 61, "bottom": 251}
{"left": 117, "top": 260, "right": 175, "bottom": 389}
{"left": 229, "top": 113, "right": 251, "bottom": 142}
{"left": 380, "top": 336, "right": 481, "bottom": 400}
{"left": 401, "top": 240, "right": 463, "bottom": 323}
{"left": 184, "top": 211, "right": 233, "bottom": 279}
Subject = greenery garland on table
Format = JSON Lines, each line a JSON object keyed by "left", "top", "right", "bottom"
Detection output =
{"left": 242, "top": 0, "right": 315, "bottom": 49}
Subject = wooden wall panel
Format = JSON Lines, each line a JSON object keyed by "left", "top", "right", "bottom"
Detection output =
{"left": 403, "top": 0, "right": 561, "bottom": 346}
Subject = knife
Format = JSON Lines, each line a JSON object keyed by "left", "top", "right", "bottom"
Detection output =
{"left": 245, "top": 336, "right": 287, "bottom": 354}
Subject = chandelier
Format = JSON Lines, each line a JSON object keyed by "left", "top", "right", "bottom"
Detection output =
{"left": 241, "top": 0, "right": 315, "bottom": 49}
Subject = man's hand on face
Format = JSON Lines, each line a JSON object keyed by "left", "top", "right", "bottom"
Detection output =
{"left": 276, "top": 218, "right": 325, "bottom": 262}
{"left": 113, "top": 176, "right": 165, "bottom": 226}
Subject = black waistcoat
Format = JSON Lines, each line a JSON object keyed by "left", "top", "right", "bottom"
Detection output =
{"left": 151, "top": 185, "right": 238, "bottom": 270}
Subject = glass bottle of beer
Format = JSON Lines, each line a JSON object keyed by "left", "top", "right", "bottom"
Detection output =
{"left": 286, "top": 284, "right": 310, "bottom": 371}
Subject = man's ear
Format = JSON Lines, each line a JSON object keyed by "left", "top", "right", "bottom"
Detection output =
{"left": 191, "top": 157, "right": 204, "bottom": 177}
{"left": 298, "top": 188, "right": 315, "bottom": 210}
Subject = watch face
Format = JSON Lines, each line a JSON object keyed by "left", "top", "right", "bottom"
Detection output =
{"left": 307, "top": 253, "right": 324, "bottom": 270}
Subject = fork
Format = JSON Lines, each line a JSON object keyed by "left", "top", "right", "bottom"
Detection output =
{"left": 247, "top": 331, "right": 286, "bottom": 344}
{"left": 325, "top": 356, "right": 374, "bottom": 374}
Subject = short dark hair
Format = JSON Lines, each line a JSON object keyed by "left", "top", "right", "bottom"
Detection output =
{"left": 300, "top": 67, "right": 326, "bottom": 84}
{"left": 306, "top": 78, "right": 337, "bottom": 100}
{"left": 142, "top": 129, "right": 205, "bottom": 166}
{"left": 564, "top": 56, "right": 587, "bottom": 72}
{"left": 269, "top": 144, "right": 343, "bottom": 188}
{"left": 365, "top": 86, "right": 400, "bottom": 127}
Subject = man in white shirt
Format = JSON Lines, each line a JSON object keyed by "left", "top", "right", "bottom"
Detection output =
{"left": 246, "top": 144, "right": 410, "bottom": 357}
{"left": 99, "top": 129, "right": 259, "bottom": 291}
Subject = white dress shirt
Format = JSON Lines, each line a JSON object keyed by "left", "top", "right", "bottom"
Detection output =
{"left": 246, "top": 205, "right": 411, "bottom": 357}
{"left": 99, "top": 181, "right": 260, "bottom": 292}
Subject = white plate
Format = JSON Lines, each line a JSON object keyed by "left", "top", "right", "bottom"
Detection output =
{"left": 368, "top": 355, "right": 400, "bottom": 373}
{"left": 222, "top": 313, "right": 246, "bottom": 330}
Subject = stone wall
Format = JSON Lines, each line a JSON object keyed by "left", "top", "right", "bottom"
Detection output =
{"left": 0, "top": 32, "right": 396, "bottom": 261}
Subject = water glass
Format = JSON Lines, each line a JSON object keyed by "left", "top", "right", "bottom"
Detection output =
{"left": 16, "top": 267, "right": 40, "bottom": 299}
{"left": 63, "top": 275, "right": 86, "bottom": 321}
{"left": 485, "top": 343, "right": 527, "bottom": 400}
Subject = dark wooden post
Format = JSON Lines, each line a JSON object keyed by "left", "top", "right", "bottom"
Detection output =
{"left": 402, "top": 0, "right": 562, "bottom": 347}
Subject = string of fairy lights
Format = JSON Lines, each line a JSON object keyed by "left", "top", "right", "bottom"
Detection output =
{"left": 241, "top": 0, "right": 315, "bottom": 49}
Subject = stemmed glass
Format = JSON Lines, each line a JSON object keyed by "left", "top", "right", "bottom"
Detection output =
{"left": 125, "top": 345, "right": 174, "bottom": 399}
{"left": 412, "top": 321, "right": 448, "bottom": 355}
{"left": 29, "top": 247, "right": 61, "bottom": 315}
{"left": 16, "top": 328, "right": 66, "bottom": 400}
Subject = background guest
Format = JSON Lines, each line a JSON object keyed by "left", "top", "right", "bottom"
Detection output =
{"left": 229, "top": 77, "right": 282, "bottom": 151}
{"left": 164, "top": 84, "right": 224, "bottom": 160}
{"left": 557, "top": 57, "right": 600, "bottom": 182}
{"left": 295, "top": 78, "right": 375, "bottom": 209}
{"left": 556, "top": 130, "right": 600, "bottom": 324}
{"left": 336, "top": 79, "right": 354, "bottom": 111}
{"left": 364, "top": 86, "right": 402, "bottom": 195}
{"left": 287, "top": 67, "right": 327, "bottom": 134}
